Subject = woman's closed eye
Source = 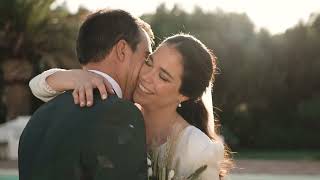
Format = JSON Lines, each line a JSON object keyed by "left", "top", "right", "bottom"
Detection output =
{"left": 159, "top": 73, "right": 169, "bottom": 82}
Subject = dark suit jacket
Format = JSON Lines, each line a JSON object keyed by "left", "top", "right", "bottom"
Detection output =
{"left": 18, "top": 91, "right": 147, "bottom": 180}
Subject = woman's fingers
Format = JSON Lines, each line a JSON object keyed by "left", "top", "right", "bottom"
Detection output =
{"left": 92, "top": 77, "right": 114, "bottom": 100}
{"left": 72, "top": 89, "right": 79, "bottom": 104}
{"left": 96, "top": 80, "right": 108, "bottom": 100}
{"left": 78, "top": 86, "right": 86, "bottom": 107}
{"left": 85, "top": 84, "right": 93, "bottom": 106}
{"left": 104, "top": 79, "right": 115, "bottom": 95}
{"left": 73, "top": 85, "right": 93, "bottom": 107}
{"left": 70, "top": 71, "right": 116, "bottom": 107}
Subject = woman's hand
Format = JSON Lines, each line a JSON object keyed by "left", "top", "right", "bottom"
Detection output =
{"left": 46, "top": 69, "right": 114, "bottom": 107}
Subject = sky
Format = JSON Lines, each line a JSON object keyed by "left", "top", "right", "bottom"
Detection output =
{"left": 52, "top": 0, "right": 320, "bottom": 35}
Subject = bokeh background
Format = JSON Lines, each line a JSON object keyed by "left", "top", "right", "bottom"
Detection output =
{"left": 0, "top": 0, "right": 320, "bottom": 179}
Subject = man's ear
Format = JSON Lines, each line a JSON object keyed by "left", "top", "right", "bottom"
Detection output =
{"left": 115, "top": 39, "right": 130, "bottom": 63}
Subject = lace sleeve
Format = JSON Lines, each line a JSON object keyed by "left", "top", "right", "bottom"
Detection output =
{"left": 29, "top": 68, "right": 66, "bottom": 102}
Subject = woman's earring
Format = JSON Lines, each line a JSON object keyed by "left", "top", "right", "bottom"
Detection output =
{"left": 178, "top": 103, "right": 181, "bottom": 108}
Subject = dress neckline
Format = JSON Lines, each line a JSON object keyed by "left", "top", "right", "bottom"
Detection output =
{"left": 157, "top": 125, "right": 193, "bottom": 149}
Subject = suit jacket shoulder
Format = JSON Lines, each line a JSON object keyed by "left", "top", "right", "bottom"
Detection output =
{"left": 19, "top": 91, "right": 147, "bottom": 180}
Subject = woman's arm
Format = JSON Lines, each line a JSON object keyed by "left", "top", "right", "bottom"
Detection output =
{"left": 29, "top": 68, "right": 66, "bottom": 102}
{"left": 29, "top": 68, "right": 114, "bottom": 106}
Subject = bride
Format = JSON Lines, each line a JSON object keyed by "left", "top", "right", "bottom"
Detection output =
{"left": 29, "top": 34, "right": 232, "bottom": 179}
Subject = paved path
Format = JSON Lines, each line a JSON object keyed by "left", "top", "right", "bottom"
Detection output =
{"left": 1, "top": 159, "right": 320, "bottom": 180}
{"left": 229, "top": 174, "right": 320, "bottom": 180}
{"left": 232, "top": 159, "right": 320, "bottom": 175}
{"left": 0, "top": 161, "right": 16, "bottom": 170}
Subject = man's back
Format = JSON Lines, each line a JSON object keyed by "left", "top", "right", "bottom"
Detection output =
{"left": 18, "top": 92, "right": 147, "bottom": 180}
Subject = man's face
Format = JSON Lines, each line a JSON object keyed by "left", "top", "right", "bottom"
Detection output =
{"left": 123, "top": 29, "right": 152, "bottom": 101}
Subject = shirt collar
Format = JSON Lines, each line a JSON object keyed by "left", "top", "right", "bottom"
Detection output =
{"left": 88, "top": 70, "right": 123, "bottom": 98}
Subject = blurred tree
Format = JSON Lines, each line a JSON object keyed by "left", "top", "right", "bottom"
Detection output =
{"left": 0, "top": 0, "right": 54, "bottom": 120}
{"left": 0, "top": 69, "right": 6, "bottom": 123}
{"left": 0, "top": 0, "right": 85, "bottom": 120}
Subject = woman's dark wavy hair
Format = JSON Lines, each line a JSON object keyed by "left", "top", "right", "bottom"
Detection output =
{"left": 163, "top": 34, "right": 233, "bottom": 178}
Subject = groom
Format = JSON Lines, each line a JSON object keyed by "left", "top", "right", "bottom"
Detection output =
{"left": 18, "top": 9, "right": 153, "bottom": 180}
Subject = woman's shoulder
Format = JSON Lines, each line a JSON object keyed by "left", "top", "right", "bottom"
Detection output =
{"left": 171, "top": 126, "right": 224, "bottom": 179}
{"left": 179, "top": 126, "right": 224, "bottom": 155}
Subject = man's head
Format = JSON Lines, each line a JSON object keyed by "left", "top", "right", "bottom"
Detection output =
{"left": 76, "top": 9, "right": 154, "bottom": 100}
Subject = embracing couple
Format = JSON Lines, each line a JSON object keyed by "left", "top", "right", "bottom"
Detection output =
{"left": 18, "top": 9, "right": 232, "bottom": 180}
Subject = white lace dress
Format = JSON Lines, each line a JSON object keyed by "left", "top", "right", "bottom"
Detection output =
{"left": 151, "top": 126, "right": 224, "bottom": 180}
{"left": 29, "top": 69, "right": 225, "bottom": 180}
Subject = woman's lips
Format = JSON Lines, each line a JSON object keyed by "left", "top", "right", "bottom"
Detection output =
{"left": 138, "top": 82, "right": 153, "bottom": 95}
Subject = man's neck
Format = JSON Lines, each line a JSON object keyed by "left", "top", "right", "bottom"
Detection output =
{"left": 83, "top": 63, "right": 118, "bottom": 82}
{"left": 83, "top": 63, "right": 123, "bottom": 98}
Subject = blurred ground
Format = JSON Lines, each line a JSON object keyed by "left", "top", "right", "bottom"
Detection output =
{"left": 0, "top": 160, "right": 17, "bottom": 170}
{"left": 1, "top": 159, "right": 320, "bottom": 175}
{"left": 229, "top": 174, "right": 320, "bottom": 180}
{"left": 232, "top": 159, "right": 320, "bottom": 175}
{"left": 0, "top": 159, "right": 320, "bottom": 180}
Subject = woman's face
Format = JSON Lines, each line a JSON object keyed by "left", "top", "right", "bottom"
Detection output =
{"left": 133, "top": 43, "right": 186, "bottom": 109}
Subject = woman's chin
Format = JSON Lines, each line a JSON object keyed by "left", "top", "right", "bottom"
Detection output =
{"left": 133, "top": 93, "right": 142, "bottom": 104}
{"left": 133, "top": 95, "right": 148, "bottom": 108}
